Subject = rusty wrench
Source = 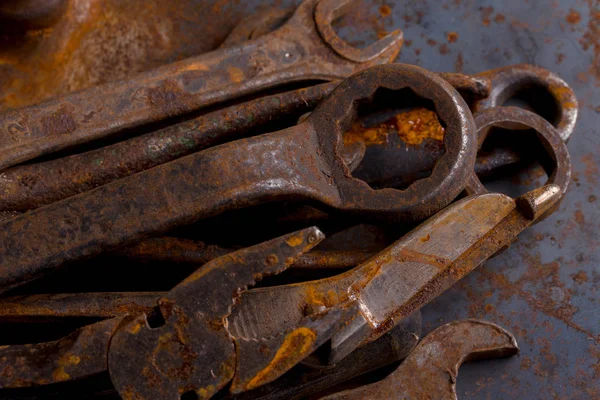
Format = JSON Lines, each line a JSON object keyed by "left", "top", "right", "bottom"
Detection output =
{"left": 320, "top": 320, "right": 519, "bottom": 400}
{"left": 0, "top": 0, "right": 402, "bottom": 172}
{"left": 0, "top": 63, "right": 476, "bottom": 293}
{"left": 227, "top": 106, "right": 570, "bottom": 365}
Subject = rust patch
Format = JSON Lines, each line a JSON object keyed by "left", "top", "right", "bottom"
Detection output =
{"left": 394, "top": 107, "right": 445, "bottom": 145}
{"left": 40, "top": 105, "right": 78, "bottom": 136}
{"left": 481, "top": 6, "right": 494, "bottom": 26}
{"left": 344, "top": 122, "right": 390, "bottom": 146}
{"left": 566, "top": 9, "right": 581, "bottom": 25}
{"left": 447, "top": 32, "right": 458, "bottom": 43}
{"left": 246, "top": 327, "right": 317, "bottom": 390}
{"left": 379, "top": 5, "right": 391, "bottom": 18}
{"left": 397, "top": 248, "right": 451, "bottom": 270}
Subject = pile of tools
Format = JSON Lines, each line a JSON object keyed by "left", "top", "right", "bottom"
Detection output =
{"left": 0, "top": 0, "right": 577, "bottom": 399}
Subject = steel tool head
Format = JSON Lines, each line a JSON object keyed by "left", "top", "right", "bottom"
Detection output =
{"left": 464, "top": 106, "right": 572, "bottom": 221}
{"left": 107, "top": 227, "right": 358, "bottom": 399}
{"left": 321, "top": 320, "right": 519, "bottom": 400}
{"left": 307, "top": 63, "right": 477, "bottom": 222}
{"left": 474, "top": 64, "right": 578, "bottom": 142}
{"left": 314, "top": 0, "right": 403, "bottom": 63}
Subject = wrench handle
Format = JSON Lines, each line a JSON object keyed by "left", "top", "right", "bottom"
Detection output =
{"left": 0, "top": 126, "right": 338, "bottom": 292}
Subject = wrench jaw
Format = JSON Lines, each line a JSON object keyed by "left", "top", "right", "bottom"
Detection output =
{"left": 107, "top": 227, "right": 325, "bottom": 400}
{"left": 308, "top": 63, "right": 478, "bottom": 223}
{"left": 314, "top": 0, "right": 403, "bottom": 64}
{"left": 320, "top": 320, "right": 519, "bottom": 400}
{"left": 474, "top": 64, "right": 578, "bottom": 142}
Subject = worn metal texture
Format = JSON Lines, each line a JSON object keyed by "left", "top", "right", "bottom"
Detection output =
{"left": 0, "top": 71, "right": 490, "bottom": 213}
{"left": 0, "top": 83, "right": 337, "bottom": 212}
{"left": 326, "top": 0, "right": 597, "bottom": 397}
{"left": 320, "top": 320, "right": 519, "bottom": 400}
{"left": 0, "top": 63, "right": 476, "bottom": 293}
{"left": 229, "top": 143, "right": 567, "bottom": 367}
{"left": 227, "top": 312, "right": 421, "bottom": 400}
{"left": 0, "top": 0, "right": 404, "bottom": 173}
{"left": 107, "top": 227, "right": 357, "bottom": 399}
{"left": 0, "top": 0, "right": 256, "bottom": 110}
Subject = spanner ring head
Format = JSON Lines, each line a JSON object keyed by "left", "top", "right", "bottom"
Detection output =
{"left": 464, "top": 106, "right": 572, "bottom": 220}
{"left": 309, "top": 63, "right": 477, "bottom": 222}
{"left": 474, "top": 64, "right": 578, "bottom": 142}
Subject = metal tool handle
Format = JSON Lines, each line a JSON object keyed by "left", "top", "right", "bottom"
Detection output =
{"left": 0, "top": 126, "right": 338, "bottom": 293}
{"left": 0, "top": 0, "right": 403, "bottom": 172}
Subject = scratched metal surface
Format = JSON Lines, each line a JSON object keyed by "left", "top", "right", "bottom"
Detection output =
{"left": 314, "top": 0, "right": 599, "bottom": 398}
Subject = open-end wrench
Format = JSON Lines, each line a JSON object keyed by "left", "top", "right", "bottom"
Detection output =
{"left": 227, "top": 106, "right": 570, "bottom": 365}
{"left": 0, "top": 63, "right": 476, "bottom": 293}
{"left": 0, "top": 0, "right": 402, "bottom": 172}
{"left": 320, "top": 320, "right": 519, "bottom": 400}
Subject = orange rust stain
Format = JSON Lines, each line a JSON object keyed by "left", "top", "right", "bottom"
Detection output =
{"left": 571, "top": 271, "right": 589, "bottom": 284}
{"left": 439, "top": 44, "right": 450, "bottom": 55}
{"left": 447, "top": 32, "right": 459, "bottom": 43}
{"left": 344, "top": 122, "right": 389, "bottom": 146}
{"left": 379, "top": 5, "right": 392, "bottom": 17}
{"left": 246, "top": 327, "right": 317, "bottom": 390}
{"left": 286, "top": 235, "right": 303, "bottom": 247}
{"left": 52, "top": 354, "right": 81, "bottom": 382}
{"left": 566, "top": 9, "right": 582, "bottom": 24}
{"left": 397, "top": 248, "right": 450, "bottom": 270}
{"left": 228, "top": 67, "right": 244, "bottom": 84}
{"left": 420, "top": 234, "right": 431, "bottom": 243}
{"left": 484, "top": 303, "right": 495, "bottom": 313}
{"left": 581, "top": 153, "right": 599, "bottom": 185}
{"left": 394, "top": 108, "right": 445, "bottom": 145}
{"left": 426, "top": 38, "right": 437, "bottom": 46}
{"left": 494, "top": 13, "right": 506, "bottom": 24}
{"left": 580, "top": 6, "right": 600, "bottom": 86}
{"left": 129, "top": 320, "right": 143, "bottom": 334}
{"left": 481, "top": 6, "right": 494, "bottom": 26}
{"left": 575, "top": 210, "right": 585, "bottom": 227}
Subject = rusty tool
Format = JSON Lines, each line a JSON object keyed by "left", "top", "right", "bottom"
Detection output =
{"left": 320, "top": 319, "right": 519, "bottom": 400}
{"left": 0, "top": 0, "right": 403, "bottom": 172}
{"left": 474, "top": 64, "right": 578, "bottom": 142}
{"left": 0, "top": 83, "right": 337, "bottom": 212}
{"left": 229, "top": 312, "right": 421, "bottom": 400}
{"left": 0, "top": 70, "right": 489, "bottom": 213}
{"left": 0, "top": 227, "right": 358, "bottom": 399}
{"left": 228, "top": 106, "right": 570, "bottom": 365}
{"left": 0, "top": 63, "right": 476, "bottom": 293}
{"left": 349, "top": 64, "right": 577, "bottom": 190}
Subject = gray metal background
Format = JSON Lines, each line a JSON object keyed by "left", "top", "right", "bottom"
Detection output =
{"left": 315, "top": 0, "right": 598, "bottom": 398}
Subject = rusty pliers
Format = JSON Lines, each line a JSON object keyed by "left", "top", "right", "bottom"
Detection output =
{"left": 0, "top": 227, "right": 358, "bottom": 399}
{"left": 227, "top": 106, "right": 571, "bottom": 365}
{"left": 0, "top": 0, "right": 402, "bottom": 172}
{"left": 0, "top": 63, "right": 477, "bottom": 293}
